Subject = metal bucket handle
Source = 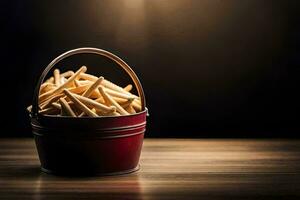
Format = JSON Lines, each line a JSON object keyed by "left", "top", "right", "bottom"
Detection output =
{"left": 31, "top": 47, "right": 146, "bottom": 117}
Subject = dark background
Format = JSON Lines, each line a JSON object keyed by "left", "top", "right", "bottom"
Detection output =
{"left": 2, "top": 0, "right": 300, "bottom": 138}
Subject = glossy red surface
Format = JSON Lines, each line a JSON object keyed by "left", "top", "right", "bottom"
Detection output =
{"left": 31, "top": 111, "right": 147, "bottom": 176}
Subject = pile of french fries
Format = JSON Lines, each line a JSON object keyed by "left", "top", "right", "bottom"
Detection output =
{"left": 28, "top": 66, "right": 141, "bottom": 117}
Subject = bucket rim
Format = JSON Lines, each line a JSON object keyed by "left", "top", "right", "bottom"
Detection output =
{"left": 32, "top": 107, "right": 148, "bottom": 119}
{"left": 32, "top": 129, "right": 145, "bottom": 139}
{"left": 31, "top": 121, "right": 146, "bottom": 132}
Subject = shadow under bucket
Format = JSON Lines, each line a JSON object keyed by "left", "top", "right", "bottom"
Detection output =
{"left": 29, "top": 48, "right": 148, "bottom": 176}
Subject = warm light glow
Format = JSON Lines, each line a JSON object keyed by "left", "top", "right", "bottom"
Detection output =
{"left": 95, "top": 0, "right": 236, "bottom": 51}
{"left": 111, "top": 0, "right": 148, "bottom": 51}
{"left": 123, "top": 0, "right": 145, "bottom": 10}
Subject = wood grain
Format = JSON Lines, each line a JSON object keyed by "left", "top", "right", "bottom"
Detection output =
{"left": 0, "top": 139, "right": 299, "bottom": 200}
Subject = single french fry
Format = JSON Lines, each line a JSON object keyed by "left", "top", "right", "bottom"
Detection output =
{"left": 96, "top": 108, "right": 121, "bottom": 116}
{"left": 39, "top": 107, "right": 59, "bottom": 115}
{"left": 79, "top": 73, "right": 98, "bottom": 81}
{"left": 67, "top": 102, "right": 80, "bottom": 113}
{"left": 59, "top": 98, "right": 76, "bottom": 117}
{"left": 40, "top": 83, "right": 56, "bottom": 94}
{"left": 60, "top": 104, "right": 67, "bottom": 116}
{"left": 98, "top": 86, "right": 129, "bottom": 115}
{"left": 44, "top": 84, "right": 56, "bottom": 94}
{"left": 124, "top": 84, "right": 133, "bottom": 92}
{"left": 39, "top": 66, "right": 87, "bottom": 103}
{"left": 79, "top": 80, "right": 93, "bottom": 85}
{"left": 133, "top": 99, "right": 141, "bottom": 110}
{"left": 74, "top": 79, "right": 81, "bottom": 87}
{"left": 27, "top": 105, "right": 32, "bottom": 113}
{"left": 39, "top": 89, "right": 55, "bottom": 103}
{"left": 120, "top": 99, "right": 134, "bottom": 108}
{"left": 60, "top": 70, "right": 74, "bottom": 78}
{"left": 53, "top": 101, "right": 78, "bottom": 115}
{"left": 54, "top": 69, "right": 60, "bottom": 86}
{"left": 88, "top": 90, "right": 101, "bottom": 98}
{"left": 91, "top": 108, "right": 97, "bottom": 113}
{"left": 70, "top": 80, "right": 101, "bottom": 99}
{"left": 51, "top": 102, "right": 61, "bottom": 110}
{"left": 104, "top": 87, "right": 136, "bottom": 100}
{"left": 68, "top": 83, "right": 91, "bottom": 94}
{"left": 102, "top": 79, "right": 139, "bottom": 98}
{"left": 110, "top": 112, "right": 121, "bottom": 116}
{"left": 125, "top": 105, "right": 136, "bottom": 114}
{"left": 80, "top": 108, "right": 96, "bottom": 117}
{"left": 134, "top": 97, "right": 141, "bottom": 104}
{"left": 102, "top": 111, "right": 121, "bottom": 116}
{"left": 60, "top": 77, "right": 68, "bottom": 85}
{"left": 98, "top": 88, "right": 110, "bottom": 106}
{"left": 63, "top": 89, "right": 98, "bottom": 117}
{"left": 132, "top": 100, "right": 142, "bottom": 111}
{"left": 101, "top": 79, "right": 126, "bottom": 93}
{"left": 72, "top": 93, "right": 116, "bottom": 113}
{"left": 40, "top": 82, "right": 53, "bottom": 89}
{"left": 73, "top": 81, "right": 101, "bottom": 98}
{"left": 95, "top": 97, "right": 106, "bottom": 104}
{"left": 82, "top": 76, "right": 104, "bottom": 97}
{"left": 78, "top": 112, "right": 85, "bottom": 117}
{"left": 112, "top": 96, "right": 129, "bottom": 104}
{"left": 40, "top": 93, "right": 64, "bottom": 110}
{"left": 45, "top": 77, "right": 54, "bottom": 84}
{"left": 71, "top": 85, "right": 101, "bottom": 98}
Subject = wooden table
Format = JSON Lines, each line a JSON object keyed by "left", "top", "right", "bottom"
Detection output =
{"left": 0, "top": 139, "right": 300, "bottom": 199}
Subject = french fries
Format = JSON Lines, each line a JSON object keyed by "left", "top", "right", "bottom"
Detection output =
{"left": 54, "top": 69, "right": 60, "bottom": 87}
{"left": 64, "top": 89, "right": 98, "bottom": 117}
{"left": 99, "top": 86, "right": 129, "bottom": 115}
{"left": 39, "top": 66, "right": 87, "bottom": 103}
{"left": 59, "top": 98, "right": 76, "bottom": 117}
{"left": 124, "top": 84, "right": 133, "bottom": 92}
{"left": 30, "top": 66, "right": 142, "bottom": 117}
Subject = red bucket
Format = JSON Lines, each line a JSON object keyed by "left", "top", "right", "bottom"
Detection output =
{"left": 29, "top": 48, "right": 148, "bottom": 176}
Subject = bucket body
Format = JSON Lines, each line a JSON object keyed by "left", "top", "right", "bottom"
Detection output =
{"left": 31, "top": 110, "right": 147, "bottom": 175}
